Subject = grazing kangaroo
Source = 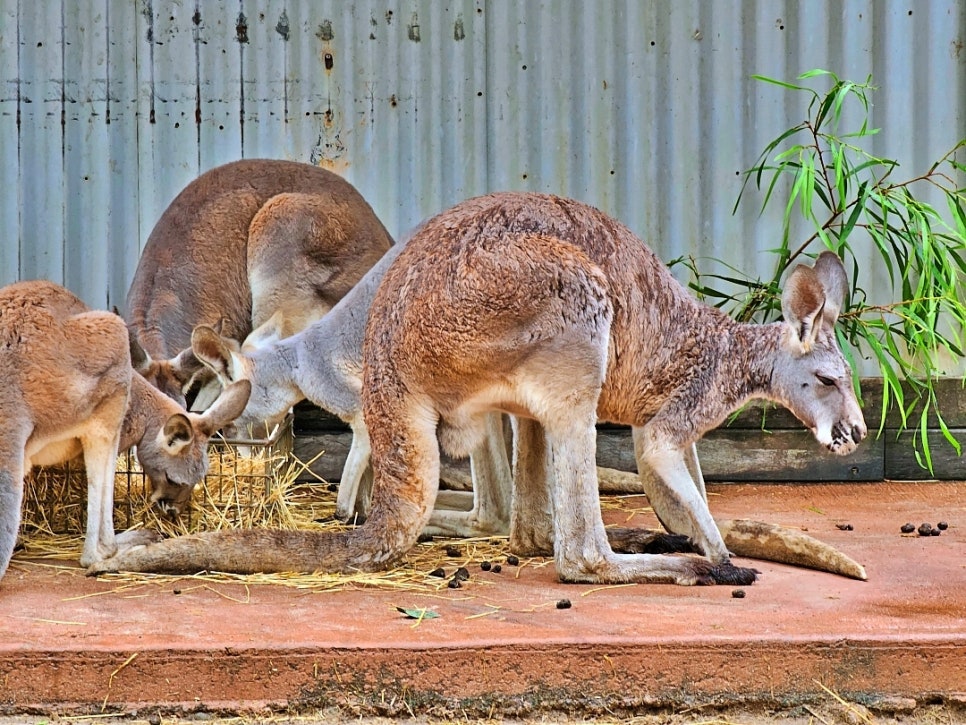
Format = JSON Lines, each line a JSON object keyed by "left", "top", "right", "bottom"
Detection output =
{"left": 125, "top": 158, "right": 393, "bottom": 409}
{"left": 0, "top": 280, "right": 251, "bottom": 582}
{"left": 93, "top": 192, "right": 867, "bottom": 585}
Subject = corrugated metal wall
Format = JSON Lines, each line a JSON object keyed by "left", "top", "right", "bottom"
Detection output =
{"left": 0, "top": 1, "right": 963, "bottom": 373}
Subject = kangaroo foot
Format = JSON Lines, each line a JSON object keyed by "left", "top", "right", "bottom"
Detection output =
{"left": 695, "top": 561, "right": 759, "bottom": 586}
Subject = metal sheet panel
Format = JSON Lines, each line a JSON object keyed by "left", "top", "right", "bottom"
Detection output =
{"left": 0, "top": 0, "right": 963, "bottom": 373}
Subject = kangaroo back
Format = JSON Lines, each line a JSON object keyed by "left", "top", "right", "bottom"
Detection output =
{"left": 125, "top": 158, "right": 393, "bottom": 403}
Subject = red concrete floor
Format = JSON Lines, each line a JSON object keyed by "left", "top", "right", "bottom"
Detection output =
{"left": 1, "top": 481, "right": 965, "bottom": 718}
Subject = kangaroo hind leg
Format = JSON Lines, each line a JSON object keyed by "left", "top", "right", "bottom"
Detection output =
{"left": 0, "top": 447, "right": 26, "bottom": 580}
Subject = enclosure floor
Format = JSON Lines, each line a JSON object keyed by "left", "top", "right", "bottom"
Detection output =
{"left": 2, "top": 481, "right": 965, "bottom": 717}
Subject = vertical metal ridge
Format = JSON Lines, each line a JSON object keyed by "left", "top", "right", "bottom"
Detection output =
{"left": 0, "top": 0, "right": 962, "bottom": 374}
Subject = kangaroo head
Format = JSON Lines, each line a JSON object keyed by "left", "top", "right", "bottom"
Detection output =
{"left": 192, "top": 324, "right": 293, "bottom": 439}
{"left": 129, "top": 333, "right": 211, "bottom": 408}
{"left": 771, "top": 251, "right": 867, "bottom": 455}
{"left": 136, "top": 373, "right": 252, "bottom": 518}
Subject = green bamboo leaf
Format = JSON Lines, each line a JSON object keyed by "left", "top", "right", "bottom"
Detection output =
{"left": 798, "top": 153, "right": 816, "bottom": 219}
{"left": 832, "top": 141, "right": 848, "bottom": 210}
{"left": 841, "top": 125, "right": 881, "bottom": 138}
{"left": 751, "top": 74, "right": 812, "bottom": 92}
{"left": 799, "top": 68, "right": 835, "bottom": 80}
{"left": 937, "top": 410, "right": 962, "bottom": 456}
{"left": 839, "top": 182, "right": 868, "bottom": 241}
{"left": 396, "top": 607, "right": 440, "bottom": 621}
{"left": 918, "top": 407, "right": 933, "bottom": 473}
{"left": 832, "top": 81, "right": 855, "bottom": 126}
{"left": 947, "top": 195, "right": 966, "bottom": 239}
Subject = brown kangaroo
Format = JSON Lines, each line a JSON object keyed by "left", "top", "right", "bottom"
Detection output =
{"left": 0, "top": 281, "right": 251, "bottom": 582}
{"left": 125, "top": 158, "right": 393, "bottom": 410}
{"left": 92, "top": 192, "right": 867, "bottom": 586}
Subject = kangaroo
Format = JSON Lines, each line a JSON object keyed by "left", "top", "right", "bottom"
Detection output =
{"left": 190, "top": 245, "right": 865, "bottom": 581}
{"left": 125, "top": 158, "right": 393, "bottom": 409}
{"left": 189, "top": 239, "right": 514, "bottom": 538}
{"left": 0, "top": 280, "right": 251, "bottom": 582}
{"left": 92, "top": 192, "right": 867, "bottom": 585}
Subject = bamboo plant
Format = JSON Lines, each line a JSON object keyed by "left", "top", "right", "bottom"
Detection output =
{"left": 680, "top": 69, "right": 966, "bottom": 471}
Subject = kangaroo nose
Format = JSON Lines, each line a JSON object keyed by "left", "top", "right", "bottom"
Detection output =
{"left": 851, "top": 424, "right": 867, "bottom": 443}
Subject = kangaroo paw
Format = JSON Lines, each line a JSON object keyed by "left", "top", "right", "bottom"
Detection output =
{"left": 695, "top": 562, "right": 759, "bottom": 586}
{"left": 606, "top": 526, "right": 695, "bottom": 554}
{"left": 116, "top": 529, "right": 162, "bottom": 549}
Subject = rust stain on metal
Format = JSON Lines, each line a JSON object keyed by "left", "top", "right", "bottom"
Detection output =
{"left": 408, "top": 13, "right": 421, "bottom": 42}
{"left": 310, "top": 120, "right": 349, "bottom": 174}
{"left": 236, "top": 12, "right": 249, "bottom": 43}
{"left": 317, "top": 20, "right": 334, "bottom": 42}
{"left": 276, "top": 10, "right": 290, "bottom": 41}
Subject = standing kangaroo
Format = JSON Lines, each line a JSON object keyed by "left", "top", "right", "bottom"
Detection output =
{"left": 0, "top": 281, "right": 251, "bottom": 582}
{"left": 93, "top": 193, "right": 867, "bottom": 585}
{"left": 125, "top": 158, "right": 393, "bottom": 409}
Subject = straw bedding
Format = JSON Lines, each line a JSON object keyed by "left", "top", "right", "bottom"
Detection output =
{"left": 16, "top": 447, "right": 652, "bottom": 593}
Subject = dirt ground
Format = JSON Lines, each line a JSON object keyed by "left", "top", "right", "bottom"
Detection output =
{"left": 3, "top": 700, "right": 966, "bottom": 725}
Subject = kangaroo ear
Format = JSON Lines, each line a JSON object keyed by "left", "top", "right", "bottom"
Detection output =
{"left": 161, "top": 413, "right": 194, "bottom": 454}
{"left": 781, "top": 264, "right": 826, "bottom": 353}
{"left": 195, "top": 379, "right": 252, "bottom": 437}
{"left": 812, "top": 251, "right": 848, "bottom": 327}
{"left": 128, "top": 329, "right": 153, "bottom": 374}
{"left": 169, "top": 346, "right": 206, "bottom": 385}
{"left": 191, "top": 324, "right": 242, "bottom": 386}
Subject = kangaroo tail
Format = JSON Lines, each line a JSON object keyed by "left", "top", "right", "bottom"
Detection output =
{"left": 717, "top": 518, "right": 867, "bottom": 581}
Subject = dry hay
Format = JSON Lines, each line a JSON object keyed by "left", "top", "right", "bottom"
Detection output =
{"left": 17, "top": 448, "right": 655, "bottom": 594}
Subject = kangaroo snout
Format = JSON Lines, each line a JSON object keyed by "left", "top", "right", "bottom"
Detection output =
{"left": 827, "top": 417, "right": 867, "bottom": 455}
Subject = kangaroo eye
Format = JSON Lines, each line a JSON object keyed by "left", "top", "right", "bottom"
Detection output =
{"left": 816, "top": 374, "right": 836, "bottom": 387}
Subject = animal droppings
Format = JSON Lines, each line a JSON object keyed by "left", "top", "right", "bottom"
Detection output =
{"left": 326, "top": 483, "right": 338, "bottom": 493}
{"left": 900, "top": 523, "right": 916, "bottom": 534}
{"left": 556, "top": 598, "right": 572, "bottom": 609}
{"left": 447, "top": 577, "right": 462, "bottom": 589}
{"left": 937, "top": 521, "right": 949, "bottom": 530}
{"left": 173, "top": 589, "right": 181, "bottom": 595}
{"left": 930, "top": 528, "right": 941, "bottom": 536}
{"left": 836, "top": 523, "right": 854, "bottom": 531}
{"left": 732, "top": 589, "right": 746, "bottom": 599}
{"left": 491, "top": 564, "right": 503, "bottom": 573}
{"left": 454, "top": 566, "right": 470, "bottom": 581}
{"left": 506, "top": 555, "right": 520, "bottom": 566}
{"left": 445, "top": 545, "right": 461, "bottom": 557}
{"left": 428, "top": 567, "right": 446, "bottom": 578}
{"left": 918, "top": 523, "right": 933, "bottom": 537}
{"left": 480, "top": 560, "right": 492, "bottom": 571}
